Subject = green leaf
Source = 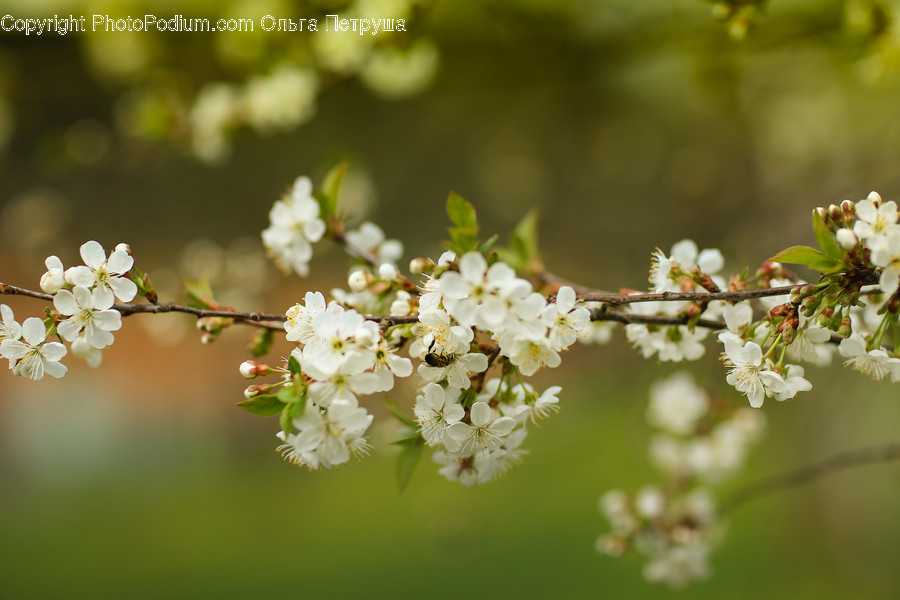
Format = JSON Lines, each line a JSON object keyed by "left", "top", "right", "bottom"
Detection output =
{"left": 287, "top": 355, "right": 302, "bottom": 377}
{"left": 395, "top": 436, "right": 425, "bottom": 493}
{"left": 479, "top": 234, "right": 499, "bottom": 255}
{"left": 769, "top": 245, "right": 828, "bottom": 266}
{"left": 237, "top": 394, "right": 285, "bottom": 416}
{"left": 247, "top": 328, "right": 275, "bottom": 357}
{"left": 182, "top": 277, "right": 216, "bottom": 310}
{"left": 279, "top": 399, "right": 306, "bottom": 434}
{"left": 812, "top": 211, "right": 843, "bottom": 260}
{"left": 447, "top": 192, "right": 478, "bottom": 229}
{"left": 384, "top": 397, "right": 416, "bottom": 428}
{"left": 809, "top": 256, "right": 844, "bottom": 273}
{"left": 319, "top": 161, "right": 348, "bottom": 216}
{"left": 276, "top": 386, "right": 298, "bottom": 404}
{"left": 510, "top": 209, "right": 539, "bottom": 263}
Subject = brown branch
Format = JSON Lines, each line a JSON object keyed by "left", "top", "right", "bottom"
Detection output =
{"left": 720, "top": 443, "right": 900, "bottom": 516}
{"left": 580, "top": 285, "right": 804, "bottom": 305}
{"left": 0, "top": 281, "right": 870, "bottom": 341}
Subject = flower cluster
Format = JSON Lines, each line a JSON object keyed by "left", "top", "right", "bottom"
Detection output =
{"left": 597, "top": 372, "right": 765, "bottom": 587}
{"left": 626, "top": 240, "right": 724, "bottom": 362}
{"left": 261, "top": 176, "right": 327, "bottom": 277}
{"left": 2, "top": 240, "right": 137, "bottom": 379}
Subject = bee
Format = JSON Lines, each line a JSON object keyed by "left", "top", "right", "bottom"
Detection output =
{"left": 424, "top": 339, "right": 456, "bottom": 368}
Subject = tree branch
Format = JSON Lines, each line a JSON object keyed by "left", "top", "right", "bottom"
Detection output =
{"left": 0, "top": 280, "right": 849, "bottom": 339}
{"left": 580, "top": 285, "right": 803, "bottom": 305}
{"left": 720, "top": 443, "right": 900, "bottom": 516}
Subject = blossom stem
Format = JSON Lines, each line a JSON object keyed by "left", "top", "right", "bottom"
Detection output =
{"left": 720, "top": 442, "right": 900, "bottom": 516}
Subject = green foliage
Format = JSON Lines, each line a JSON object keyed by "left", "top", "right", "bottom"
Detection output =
{"left": 384, "top": 397, "right": 416, "bottom": 428}
{"left": 315, "top": 161, "right": 347, "bottom": 218}
{"left": 237, "top": 394, "right": 285, "bottom": 416}
{"left": 247, "top": 329, "right": 275, "bottom": 358}
{"left": 393, "top": 435, "right": 425, "bottom": 493}
{"left": 279, "top": 391, "right": 306, "bottom": 434}
{"left": 812, "top": 210, "right": 843, "bottom": 261}
{"left": 497, "top": 209, "right": 541, "bottom": 273}
{"left": 444, "top": 192, "right": 481, "bottom": 254}
{"left": 182, "top": 277, "right": 218, "bottom": 310}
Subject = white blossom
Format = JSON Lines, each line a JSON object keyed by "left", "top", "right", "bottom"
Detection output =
{"left": 284, "top": 291, "right": 328, "bottom": 344}
{"left": 853, "top": 194, "right": 899, "bottom": 248}
{"left": 718, "top": 332, "right": 786, "bottom": 408}
{"left": 0, "top": 317, "right": 67, "bottom": 380}
{"left": 40, "top": 255, "right": 66, "bottom": 293}
{"left": 444, "top": 401, "right": 516, "bottom": 456}
{"left": 262, "top": 176, "right": 326, "bottom": 276}
{"left": 64, "top": 240, "right": 137, "bottom": 305}
{"left": 344, "top": 221, "right": 403, "bottom": 266}
{"left": 541, "top": 286, "right": 591, "bottom": 351}
{"left": 277, "top": 397, "right": 373, "bottom": 470}
{"left": 839, "top": 335, "right": 900, "bottom": 382}
{"left": 646, "top": 372, "right": 708, "bottom": 436}
{"left": 53, "top": 286, "right": 122, "bottom": 349}
{"left": 414, "top": 383, "right": 464, "bottom": 446}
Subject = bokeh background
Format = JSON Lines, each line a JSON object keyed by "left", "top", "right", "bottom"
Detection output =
{"left": 2, "top": 0, "right": 900, "bottom": 597}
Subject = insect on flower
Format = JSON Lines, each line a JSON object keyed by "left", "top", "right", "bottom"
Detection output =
{"left": 424, "top": 338, "right": 456, "bottom": 367}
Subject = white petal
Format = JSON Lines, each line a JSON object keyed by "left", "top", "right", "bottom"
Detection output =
{"left": 65, "top": 265, "right": 95, "bottom": 287}
{"left": 53, "top": 289, "right": 80, "bottom": 316}
{"left": 79, "top": 240, "right": 107, "bottom": 269}
{"left": 106, "top": 249, "right": 134, "bottom": 275}
{"left": 40, "top": 341, "right": 68, "bottom": 362}
{"left": 21, "top": 318, "right": 47, "bottom": 345}
{"left": 108, "top": 277, "right": 138, "bottom": 302}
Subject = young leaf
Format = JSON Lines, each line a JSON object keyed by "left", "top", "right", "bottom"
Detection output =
{"left": 318, "top": 161, "right": 347, "bottom": 216}
{"left": 182, "top": 277, "right": 217, "bottom": 310}
{"left": 280, "top": 399, "right": 306, "bottom": 434}
{"left": 769, "top": 245, "right": 827, "bottom": 266}
{"left": 287, "top": 355, "right": 302, "bottom": 377}
{"left": 395, "top": 436, "right": 425, "bottom": 493}
{"left": 447, "top": 192, "right": 478, "bottom": 229}
{"left": 238, "top": 394, "right": 285, "bottom": 416}
{"left": 812, "top": 210, "right": 843, "bottom": 260}
{"left": 247, "top": 328, "right": 275, "bottom": 357}
{"left": 384, "top": 397, "right": 416, "bottom": 428}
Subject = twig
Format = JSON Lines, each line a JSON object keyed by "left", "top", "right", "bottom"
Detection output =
{"left": 720, "top": 443, "right": 900, "bottom": 516}
{"left": 580, "top": 285, "right": 803, "bottom": 305}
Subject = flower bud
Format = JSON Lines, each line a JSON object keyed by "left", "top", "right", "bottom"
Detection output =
{"left": 348, "top": 270, "right": 368, "bottom": 293}
{"left": 769, "top": 303, "right": 791, "bottom": 318}
{"left": 408, "top": 257, "right": 432, "bottom": 275}
{"left": 240, "top": 360, "right": 270, "bottom": 379}
{"left": 816, "top": 306, "right": 834, "bottom": 327}
{"left": 243, "top": 384, "right": 270, "bottom": 399}
{"left": 835, "top": 228, "right": 858, "bottom": 250}
{"left": 115, "top": 242, "right": 132, "bottom": 255}
{"left": 838, "top": 316, "right": 852, "bottom": 338}
{"left": 841, "top": 200, "right": 855, "bottom": 227}
{"left": 828, "top": 204, "right": 844, "bottom": 227}
{"left": 867, "top": 191, "right": 882, "bottom": 205}
{"left": 378, "top": 263, "right": 397, "bottom": 281}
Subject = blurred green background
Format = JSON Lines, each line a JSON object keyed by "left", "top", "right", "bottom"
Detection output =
{"left": 2, "top": 0, "right": 900, "bottom": 598}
